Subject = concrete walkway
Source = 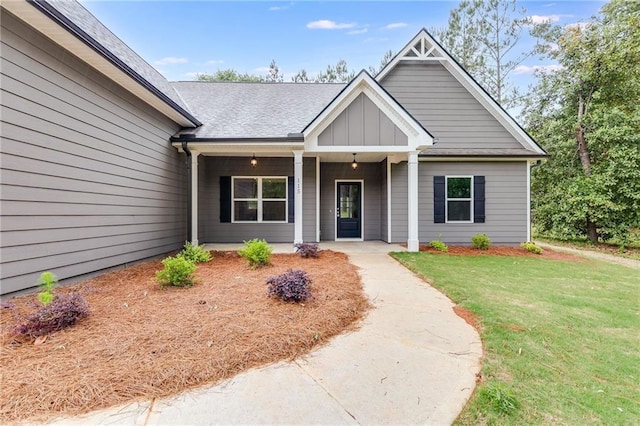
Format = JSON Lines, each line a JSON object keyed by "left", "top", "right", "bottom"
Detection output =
{"left": 46, "top": 242, "right": 482, "bottom": 425}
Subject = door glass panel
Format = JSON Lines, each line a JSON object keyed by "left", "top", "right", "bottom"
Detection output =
{"left": 339, "top": 184, "right": 359, "bottom": 219}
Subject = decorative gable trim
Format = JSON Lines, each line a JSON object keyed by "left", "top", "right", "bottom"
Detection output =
{"left": 377, "top": 29, "right": 546, "bottom": 156}
{"left": 303, "top": 70, "right": 433, "bottom": 152}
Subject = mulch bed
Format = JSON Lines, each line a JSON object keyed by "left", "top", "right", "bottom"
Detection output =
{"left": 0, "top": 250, "right": 370, "bottom": 423}
{"left": 418, "top": 245, "right": 586, "bottom": 262}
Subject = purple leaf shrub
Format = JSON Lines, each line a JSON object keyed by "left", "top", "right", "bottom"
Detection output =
{"left": 266, "top": 269, "right": 312, "bottom": 302}
{"left": 14, "top": 293, "right": 89, "bottom": 337}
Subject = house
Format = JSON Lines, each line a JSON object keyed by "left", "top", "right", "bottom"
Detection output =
{"left": 0, "top": 0, "right": 546, "bottom": 295}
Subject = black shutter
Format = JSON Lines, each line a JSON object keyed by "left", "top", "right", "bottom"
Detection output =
{"left": 220, "top": 176, "right": 231, "bottom": 223}
{"left": 434, "top": 176, "right": 445, "bottom": 223}
{"left": 474, "top": 176, "right": 485, "bottom": 223}
{"left": 288, "top": 176, "right": 295, "bottom": 223}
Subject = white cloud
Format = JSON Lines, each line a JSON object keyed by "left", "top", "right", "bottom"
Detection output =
{"left": 184, "top": 71, "right": 205, "bottom": 79}
{"left": 153, "top": 57, "right": 188, "bottom": 66}
{"left": 514, "top": 64, "right": 563, "bottom": 75}
{"left": 269, "top": 6, "right": 286, "bottom": 11}
{"left": 529, "top": 14, "right": 561, "bottom": 24}
{"left": 347, "top": 28, "right": 368, "bottom": 35}
{"left": 306, "top": 20, "right": 357, "bottom": 30}
{"left": 253, "top": 66, "right": 271, "bottom": 74}
{"left": 384, "top": 22, "right": 408, "bottom": 30}
{"left": 206, "top": 59, "right": 224, "bottom": 65}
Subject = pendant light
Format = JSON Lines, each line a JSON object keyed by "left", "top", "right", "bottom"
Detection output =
{"left": 250, "top": 153, "right": 257, "bottom": 167}
{"left": 351, "top": 153, "right": 358, "bottom": 170}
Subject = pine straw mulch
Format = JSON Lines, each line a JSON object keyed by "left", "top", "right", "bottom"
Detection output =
{"left": 0, "top": 250, "right": 370, "bottom": 424}
{"left": 418, "top": 244, "right": 586, "bottom": 262}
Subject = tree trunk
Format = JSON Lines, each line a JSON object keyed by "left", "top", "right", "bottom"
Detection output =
{"left": 586, "top": 218, "right": 598, "bottom": 244}
{"left": 577, "top": 96, "right": 597, "bottom": 243}
{"left": 576, "top": 96, "right": 591, "bottom": 176}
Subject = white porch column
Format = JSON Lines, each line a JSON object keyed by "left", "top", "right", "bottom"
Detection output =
{"left": 407, "top": 151, "right": 419, "bottom": 252}
{"left": 293, "top": 150, "right": 304, "bottom": 244}
{"left": 191, "top": 151, "right": 199, "bottom": 245}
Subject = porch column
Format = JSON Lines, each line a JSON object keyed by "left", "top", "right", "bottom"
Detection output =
{"left": 293, "top": 150, "right": 304, "bottom": 244}
{"left": 407, "top": 151, "right": 419, "bottom": 252}
{"left": 191, "top": 151, "right": 199, "bottom": 245}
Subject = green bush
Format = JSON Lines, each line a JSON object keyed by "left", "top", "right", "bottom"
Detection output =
{"left": 521, "top": 241, "right": 543, "bottom": 254}
{"left": 38, "top": 272, "right": 57, "bottom": 306}
{"left": 156, "top": 255, "right": 196, "bottom": 287}
{"left": 471, "top": 233, "right": 491, "bottom": 250}
{"left": 238, "top": 239, "right": 273, "bottom": 268}
{"left": 430, "top": 240, "right": 448, "bottom": 252}
{"left": 179, "top": 241, "right": 212, "bottom": 263}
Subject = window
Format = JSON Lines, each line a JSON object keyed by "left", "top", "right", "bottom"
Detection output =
{"left": 232, "top": 177, "right": 287, "bottom": 222}
{"left": 446, "top": 176, "right": 472, "bottom": 222}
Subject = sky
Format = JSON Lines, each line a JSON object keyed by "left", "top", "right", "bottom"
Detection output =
{"left": 80, "top": 0, "right": 607, "bottom": 91}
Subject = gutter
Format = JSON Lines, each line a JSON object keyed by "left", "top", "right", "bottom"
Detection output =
{"left": 181, "top": 140, "right": 192, "bottom": 243}
{"left": 28, "top": 0, "right": 202, "bottom": 127}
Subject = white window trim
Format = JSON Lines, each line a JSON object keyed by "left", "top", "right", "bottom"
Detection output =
{"left": 445, "top": 176, "right": 474, "bottom": 224}
{"left": 232, "top": 176, "right": 288, "bottom": 223}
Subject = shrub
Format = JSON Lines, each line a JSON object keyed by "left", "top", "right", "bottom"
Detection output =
{"left": 471, "top": 233, "right": 491, "bottom": 250}
{"left": 266, "top": 269, "right": 312, "bottom": 302}
{"left": 38, "top": 271, "right": 58, "bottom": 306}
{"left": 156, "top": 255, "right": 196, "bottom": 287}
{"left": 14, "top": 294, "right": 89, "bottom": 338}
{"left": 294, "top": 242, "right": 319, "bottom": 258}
{"left": 521, "top": 241, "right": 542, "bottom": 254}
{"left": 430, "top": 240, "right": 448, "bottom": 252}
{"left": 180, "top": 241, "right": 212, "bottom": 263}
{"left": 478, "top": 382, "right": 520, "bottom": 415}
{"left": 238, "top": 239, "right": 272, "bottom": 268}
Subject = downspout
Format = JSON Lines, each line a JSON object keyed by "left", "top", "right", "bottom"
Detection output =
{"left": 182, "top": 140, "right": 192, "bottom": 242}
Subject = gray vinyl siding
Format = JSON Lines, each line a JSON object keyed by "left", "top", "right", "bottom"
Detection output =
{"left": 318, "top": 93, "right": 408, "bottom": 147}
{"left": 380, "top": 159, "right": 388, "bottom": 243}
{"left": 381, "top": 63, "right": 522, "bottom": 149}
{"left": 319, "top": 162, "right": 382, "bottom": 241}
{"left": 390, "top": 162, "right": 408, "bottom": 243}
{"left": 0, "top": 13, "right": 185, "bottom": 294}
{"left": 419, "top": 162, "right": 528, "bottom": 244}
{"left": 199, "top": 156, "right": 315, "bottom": 243}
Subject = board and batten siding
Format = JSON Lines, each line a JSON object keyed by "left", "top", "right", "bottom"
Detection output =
{"left": 380, "top": 63, "right": 522, "bottom": 149}
{"left": 198, "top": 156, "right": 316, "bottom": 243}
{"left": 319, "top": 162, "right": 382, "bottom": 241}
{"left": 318, "top": 93, "right": 408, "bottom": 147}
{"left": 419, "top": 162, "right": 528, "bottom": 244}
{"left": 0, "top": 12, "right": 187, "bottom": 295}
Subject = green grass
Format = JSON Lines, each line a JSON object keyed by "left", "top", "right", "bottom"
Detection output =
{"left": 392, "top": 252, "right": 640, "bottom": 425}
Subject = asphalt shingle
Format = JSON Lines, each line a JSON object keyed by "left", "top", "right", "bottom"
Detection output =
{"left": 171, "top": 81, "right": 346, "bottom": 138}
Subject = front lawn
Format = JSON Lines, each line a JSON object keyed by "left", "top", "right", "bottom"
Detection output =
{"left": 392, "top": 251, "right": 639, "bottom": 425}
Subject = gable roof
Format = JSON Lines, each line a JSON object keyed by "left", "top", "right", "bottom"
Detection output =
{"left": 171, "top": 82, "right": 345, "bottom": 139}
{"left": 377, "top": 29, "right": 546, "bottom": 156}
{"left": 303, "top": 70, "right": 433, "bottom": 150}
{"left": 8, "top": 0, "right": 200, "bottom": 127}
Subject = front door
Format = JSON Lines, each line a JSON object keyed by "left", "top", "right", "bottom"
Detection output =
{"left": 336, "top": 181, "right": 362, "bottom": 239}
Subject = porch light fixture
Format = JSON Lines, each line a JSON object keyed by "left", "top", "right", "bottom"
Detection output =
{"left": 250, "top": 153, "right": 257, "bottom": 167}
{"left": 351, "top": 153, "right": 358, "bottom": 170}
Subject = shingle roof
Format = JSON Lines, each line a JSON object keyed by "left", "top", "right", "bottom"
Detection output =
{"left": 171, "top": 81, "right": 346, "bottom": 139}
{"left": 43, "top": 0, "right": 192, "bottom": 116}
